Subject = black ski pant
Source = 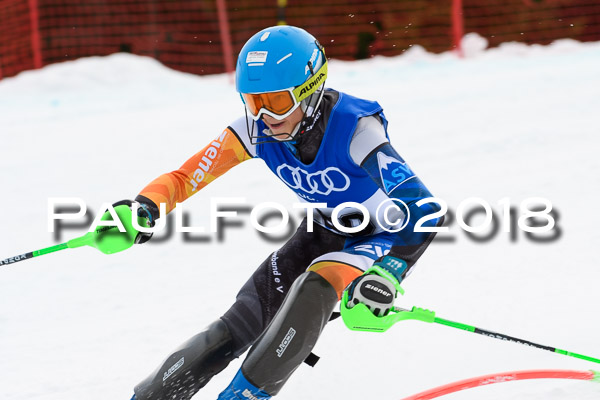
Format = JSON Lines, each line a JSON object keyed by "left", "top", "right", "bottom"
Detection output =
{"left": 134, "top": 218, "right": 364, "bottom": 399}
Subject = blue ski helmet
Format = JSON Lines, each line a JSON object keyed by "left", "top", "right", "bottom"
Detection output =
{"left": 236, "top": 26, "right": 327, "bottom": 122}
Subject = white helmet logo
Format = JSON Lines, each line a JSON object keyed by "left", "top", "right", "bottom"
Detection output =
{"left": 276, "top": 164, "right": 351, "bottom": 195}
{"left": 246, "top": 51, "right": 268, "bottom": 64}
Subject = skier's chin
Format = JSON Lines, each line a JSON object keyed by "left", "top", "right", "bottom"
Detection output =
{"left": 266, "top": 124, "right": 293, "bottom": 140}
{"left": 269, "top": 131, "right": 293, "bottom": 141}
{"left": 262, "top": 108, "right": 302, "bottom": 140}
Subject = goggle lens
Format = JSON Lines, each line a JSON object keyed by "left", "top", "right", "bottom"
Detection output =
{"left": 242, "top": 90, "right": 296, "bottom": 118}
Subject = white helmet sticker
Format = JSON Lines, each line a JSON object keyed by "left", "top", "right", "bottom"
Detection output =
{"left": 305, "top": 49, "right": 319, "bottom": 74}
{"left": 277, "top": 53, "right": 293, "bottom": 64}
{"left": 246, "top": 51, "right": 268, "bottom": 63}
{"left": 309, "top": 48, "right": 319, "bottom": 64}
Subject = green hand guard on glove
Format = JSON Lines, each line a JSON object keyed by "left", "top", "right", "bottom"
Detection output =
{"left": 67, "top": 200, "right": 154, "bottom": 255}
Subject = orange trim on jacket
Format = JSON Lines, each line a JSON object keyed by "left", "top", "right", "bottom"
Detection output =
{"left": 138, "top": 128, "right": 252, "bottom": 214}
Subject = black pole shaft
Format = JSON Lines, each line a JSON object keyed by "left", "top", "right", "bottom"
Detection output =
{"left": 473, "top": 327, "right": 556, "bottom": 352}
{"left": 1, "top": 251, "right": 34, "bottom": 266}
{"left": 434, "top": 316, "right": 600, "bottom": 363}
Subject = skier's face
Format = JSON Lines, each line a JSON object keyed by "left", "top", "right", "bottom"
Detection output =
{"left": 261, "top": 107, "right": 304, "bottom": 140}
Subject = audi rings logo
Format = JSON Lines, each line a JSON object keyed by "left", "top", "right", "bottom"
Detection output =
{"left": 276, "top": 165, "right": 351, "bottom": 195}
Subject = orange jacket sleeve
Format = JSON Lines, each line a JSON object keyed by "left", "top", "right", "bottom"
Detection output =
{"left": 137, "top": 128, "right": 253, "bottom": 215}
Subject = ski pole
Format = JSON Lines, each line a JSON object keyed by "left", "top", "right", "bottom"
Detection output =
{"left": 0, "top": 226, "right": 118, "bottom": 267}
{"left": 432, "top": 313, "right": 600, "bottom": 364}
{"left": 1, "top": 204, "right": 147, "bottom": 267}
{"left": 340, "top": 294, "right": 600, "bottom": 364}
{"left": 0, "top": 231, "right": 101, "bottom": 267}
{"left": 2, "top": 242, "right": 71, "bottom": 266}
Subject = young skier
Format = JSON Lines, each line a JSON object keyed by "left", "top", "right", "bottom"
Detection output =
{"left": 118, "top": 25, "right": 442, "bottom": 400}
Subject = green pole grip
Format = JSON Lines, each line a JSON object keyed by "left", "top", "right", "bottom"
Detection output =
{"left": 67, "top": 232, "right": 95, "bottom": 249}
{"left": 67, "top": 204, "right": 149, "bottom": 255}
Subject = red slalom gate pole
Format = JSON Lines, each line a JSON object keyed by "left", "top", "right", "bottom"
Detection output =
{"left": 451, "top": 0, "right": 464, "bottom": 58}
{"left": 400, "top": 369, "right": 600, "bottom": 400}
{"left": 28, "top": 0, "right": 43, "bottom": 69}
{"left": 216, "top": 0, "right": 234, "bottom": 82}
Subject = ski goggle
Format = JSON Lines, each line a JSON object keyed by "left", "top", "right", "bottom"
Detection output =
{"left": 241, "top": 61, "right": 328, "bottom": 121}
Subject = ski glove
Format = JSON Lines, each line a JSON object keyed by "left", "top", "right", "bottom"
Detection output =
{"left": 345, "top": 256, "right": 407, "bottom": 317}
{"left": 111, "top": 199, "right": 156, "bottom": 244}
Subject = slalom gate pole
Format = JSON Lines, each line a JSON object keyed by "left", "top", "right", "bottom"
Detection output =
{"left": 400, "top": 369, "right": 600, "bottom": 400}
{"left": 340, "top": 297, "right": 600, "bottom": 364}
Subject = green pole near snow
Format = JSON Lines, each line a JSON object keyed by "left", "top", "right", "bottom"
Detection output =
{"left": 1, "top": 204, "right": 147, "bottom": 266}
{"left": 340, "top": 295, "right": 600, "bottom": 364}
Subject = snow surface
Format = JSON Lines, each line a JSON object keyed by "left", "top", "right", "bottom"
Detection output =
{"left": 1, "top": 36, "right": 600, "bottom": 400}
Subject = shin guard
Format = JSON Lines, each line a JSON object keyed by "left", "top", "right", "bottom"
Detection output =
{"left": 134, "top": 319, "right": 235, "bottom": 400}
{"left": 240, "top": 271, "right": 338, "bottom": 395}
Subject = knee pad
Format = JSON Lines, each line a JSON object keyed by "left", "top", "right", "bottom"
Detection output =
{"left": 134, "top": 319, "right": 235, "bottom": 400}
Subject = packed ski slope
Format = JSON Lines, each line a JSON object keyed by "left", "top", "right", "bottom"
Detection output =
{"left": 1, "top": 35, "right": 599, "bottom": 400}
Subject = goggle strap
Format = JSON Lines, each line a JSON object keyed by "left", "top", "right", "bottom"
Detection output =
{"left": 292, "top": 61, "right": 328, "bottom": 103}
{"left": 307, "top": 60, "right": 315, "bottom": 75}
